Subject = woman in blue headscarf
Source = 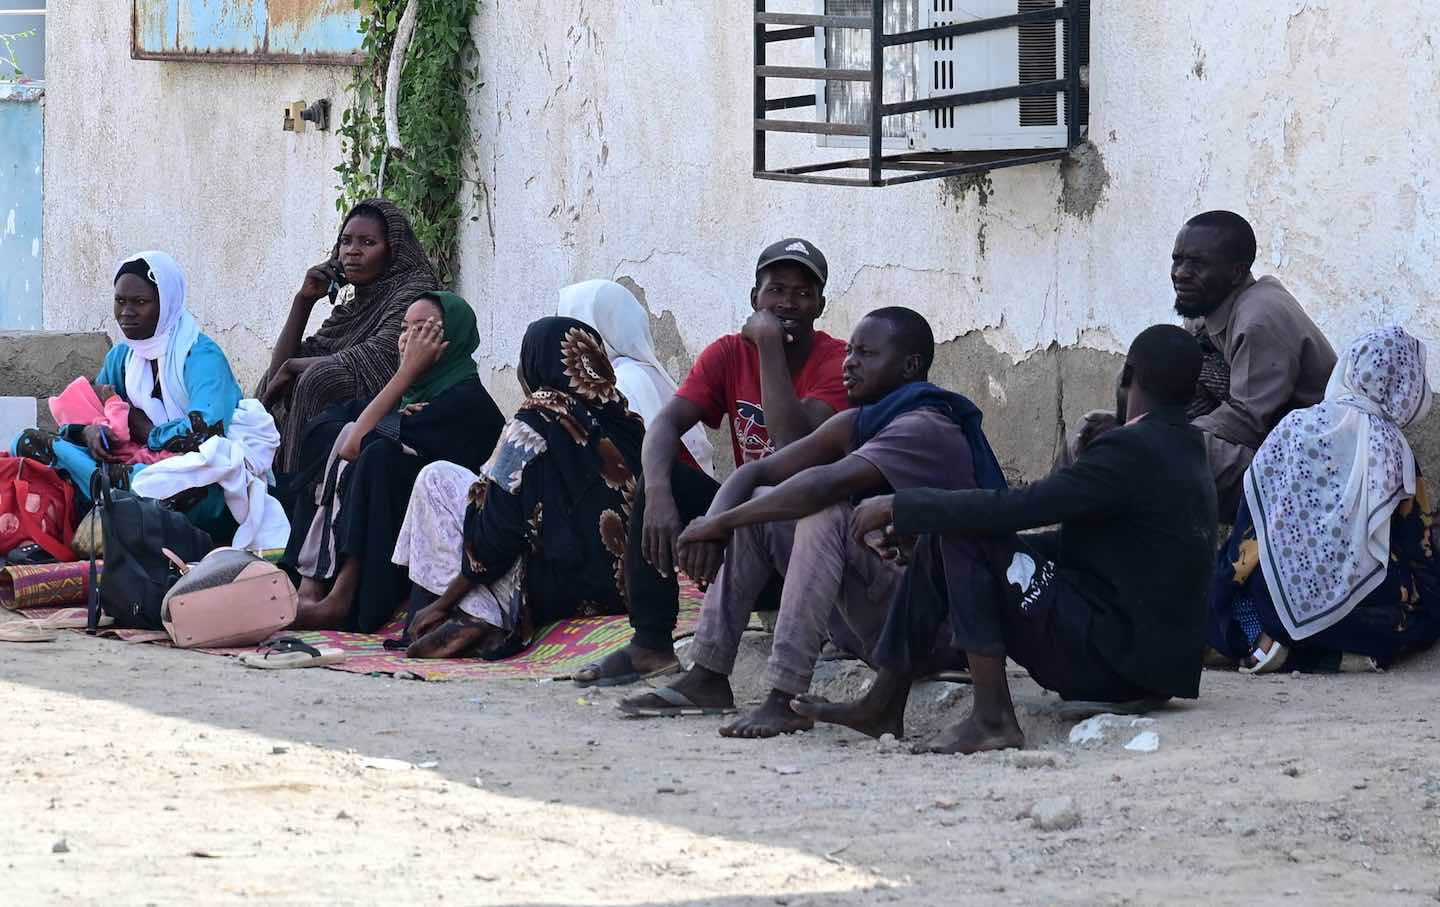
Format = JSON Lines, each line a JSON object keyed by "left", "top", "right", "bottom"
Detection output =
{"left": 14, "top": 251, "right": 243, "bottom": 538}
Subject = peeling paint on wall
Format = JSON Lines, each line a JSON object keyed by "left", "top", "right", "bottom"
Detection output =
{"left": 1058, "top": 141, "right": 1110, "bottom": 218}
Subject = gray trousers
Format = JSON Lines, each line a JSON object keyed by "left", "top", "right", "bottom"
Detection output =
{"left": 688, "top": 502, "right": 904, "bottom": 695}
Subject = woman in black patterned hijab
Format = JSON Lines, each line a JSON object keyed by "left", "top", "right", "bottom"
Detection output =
{"left": 401, "top": 317, "right": 646, "bottom": 659}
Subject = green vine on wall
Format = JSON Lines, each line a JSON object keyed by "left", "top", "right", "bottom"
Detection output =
{"left": 336, "top": 0, "right": 480, "bottom": 285}
{"left": 0, "top": 28, "right": 37, "bottom": 80}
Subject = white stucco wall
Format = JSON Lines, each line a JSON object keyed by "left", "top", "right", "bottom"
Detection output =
{"left": 41, "top": 0, "right": 349, "bottom": 387}
{"left": 456, "top": 0, "right": 1440, "bottom": 401}
{"left": 40, "top": 0, "right": 1440, "bottom": 415}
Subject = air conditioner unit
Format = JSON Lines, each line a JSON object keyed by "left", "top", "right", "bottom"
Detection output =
{"left": 920, "top": 0, "right": 1083, "bottom": 151}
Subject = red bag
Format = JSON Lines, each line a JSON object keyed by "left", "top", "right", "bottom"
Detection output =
{"left": 0, "top": 453, "right": 77, "bottom": 562}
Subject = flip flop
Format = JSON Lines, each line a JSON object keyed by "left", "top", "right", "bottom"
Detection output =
{"left": 573, "top": 649, "right": 681, "bottom": 688}
{"left": 923, "top": 669, "right": 973, "bottom": 684}
{"left": 617, "top": 686, "right": 738, "bottom": 718}
{"left": 1240, "top": 639, "right": 1289, "bottom": 675}
{"left": 0, "top": 621, "right": 58, "bottom": 643}
{"left": 238, "top": 637, "right": 348, "bottom": 670}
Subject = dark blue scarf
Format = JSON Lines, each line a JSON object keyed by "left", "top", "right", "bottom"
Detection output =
{"left": 852, "top": 381, "right": 1007, "bottom": 490}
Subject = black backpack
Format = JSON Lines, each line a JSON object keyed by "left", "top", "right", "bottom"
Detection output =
{"left": 85, "top": 470, "right": 214, "bottom": 632}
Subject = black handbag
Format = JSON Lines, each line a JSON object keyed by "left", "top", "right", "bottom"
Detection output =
{"left": 85, "top": 469, "right": 215, "bottom": 632}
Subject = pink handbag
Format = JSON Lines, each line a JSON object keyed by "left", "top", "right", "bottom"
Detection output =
{"left": 160, "top": 548, "right": 298, "bottom": 649}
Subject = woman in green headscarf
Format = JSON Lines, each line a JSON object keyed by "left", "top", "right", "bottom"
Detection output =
{"left": 284, "top": 292, "right": 506, "bottom": 631}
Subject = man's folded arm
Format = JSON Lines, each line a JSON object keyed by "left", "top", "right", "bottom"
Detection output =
{"left": 893, "top": 431, "right": 1138, "bottom": 537}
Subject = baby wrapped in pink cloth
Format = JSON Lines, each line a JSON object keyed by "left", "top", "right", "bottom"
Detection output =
{"left": 48, "top": 377, "right": 174, "bottom": 465}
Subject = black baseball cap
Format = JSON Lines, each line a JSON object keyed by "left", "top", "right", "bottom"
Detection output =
{"left": 756, "top": 238, "right": 828, "bottom": 289}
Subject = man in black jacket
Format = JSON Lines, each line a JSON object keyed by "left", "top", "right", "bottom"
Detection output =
{"left": 796, "top": 325, "right": 1217, "bottom": 754}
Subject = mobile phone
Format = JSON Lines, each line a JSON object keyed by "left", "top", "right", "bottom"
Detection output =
{"left": 327, "top": 261, "right": 349, "bottom": 303}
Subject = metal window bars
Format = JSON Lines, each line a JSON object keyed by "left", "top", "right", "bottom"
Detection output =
{"left": 753, "top": 1, "right": 1086, "bottom": 187}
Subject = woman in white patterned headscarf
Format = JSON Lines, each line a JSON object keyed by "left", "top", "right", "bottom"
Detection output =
{"left": 1207, "top": 326, "right": 1440, "bottom": 673}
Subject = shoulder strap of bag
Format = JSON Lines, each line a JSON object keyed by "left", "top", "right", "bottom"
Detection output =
{"left": 85, "top": 469, "right": 112, "bottom": 635}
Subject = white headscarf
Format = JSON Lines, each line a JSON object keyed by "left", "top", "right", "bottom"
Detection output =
{"left": 116, "top": 250, "right": 201, "bottom": 426}
{"left": 1246, "top": 326, "right": 1432, "bottom": 640}
{"left": 558, "top": 279, "right": 715, "bottom": 475}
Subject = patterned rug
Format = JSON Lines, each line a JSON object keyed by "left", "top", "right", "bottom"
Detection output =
{"left": 2, "top": 560, "right": 704, "bottom": 681}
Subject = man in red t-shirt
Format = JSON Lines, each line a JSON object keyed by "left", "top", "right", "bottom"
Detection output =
{"left": 573, "top": 238, "right": 851, "bottom": 687}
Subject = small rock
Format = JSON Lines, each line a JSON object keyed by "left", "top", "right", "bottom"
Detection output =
{"left": 1069, "top": 714, "right": 1158, "bottom": 748}
{"left": 52, "top": 839, "right": 69, "bottom": 854}
{"left": 1008, "top": 751, "right": 1056, "bottom": 770}
{"left": 271, "top": 745, "right": 290, "bottom": 755}
{"left": 932, "top": 797, "right": 961, "bottom": 811}
{"left": 1124, "top": 730, "right": 1160, "bottom": 753}
{"left": 769, "top": 765, "right": 802, "bottom": 776}
{"left": 1287, "top": 849, "right": 1309, "bottom": 864}
{"left": 416, "top": 760, "right": 439, "bottom": 769}
{"left": 1283, "top": 766, "right": 1301, "bottom": 778}
{"left": 875, "top": 734, "right": 901, "bottom": 754}
{"left": 1029, "top": 796, "right": 1080, "bottom": 831}
{"left": 336, "top": 810, "right": 352, "bottom": 820}
{"left": 1352, "top": 781, "right": 1368, "bottom": 790}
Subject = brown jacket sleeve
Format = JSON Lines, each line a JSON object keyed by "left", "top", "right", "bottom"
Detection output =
{"left": 1191, "top": 302, "right": 1299, "bottom": 451}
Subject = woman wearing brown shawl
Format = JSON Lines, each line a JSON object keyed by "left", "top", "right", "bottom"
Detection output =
{"left": 259, "top": 199, "right": 439, "bottom": 475}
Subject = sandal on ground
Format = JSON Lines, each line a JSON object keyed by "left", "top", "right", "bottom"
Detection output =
{"left": 0, "top": 620, "right": 59, "bottom": 643}
{"left": 617, "top": 686, "right": 738, "bottom": 718}
{"left": 238, "top": 636, "right": 348, "bottom": 670}
{"left": 1240, "top": 637, "right": 1289, "bottom": 675}
{"left": 573, "top": 648, "right": 680, "bottom": 688}
{"left": 922, "top": 669, "right": 973, "bottom": 685}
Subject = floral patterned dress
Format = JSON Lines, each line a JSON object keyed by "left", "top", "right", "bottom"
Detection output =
{"left": 394, "top": 317, "right": 645, "bottom": 657}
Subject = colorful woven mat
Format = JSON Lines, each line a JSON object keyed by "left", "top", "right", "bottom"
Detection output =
{"left": 0, "top": 562, "right": 94, "bottom": 611}
{"left": 274, "top": 589, "right": 703, "bottom": 681}
{"left": 5, "top": 560, "right": 706, "bottom": 681}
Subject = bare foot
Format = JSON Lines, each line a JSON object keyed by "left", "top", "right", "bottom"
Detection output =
{"left": 293, "top": 593, "right": 351, "bottom": 630}
{"left": 720, "top": 690, "right": 814, "bottom": 739}
{"left": 619, "top": 665, "right": 735, "bottom": 713}
{"left": 790, "top": 668, "right": 911, "bottom": 740}
{"left": 913, "top": 710, "right": 1024, "bottom": 755}
{"left": 407, "top": 618, "right": 502, "bottom": 659}
{"left": 572, "top": 642, "right": 678, "bottom": 687}
{"left": 791, "top": 693, "right": 904, "bottom": 741}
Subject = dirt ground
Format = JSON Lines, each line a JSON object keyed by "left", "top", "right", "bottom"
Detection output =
{"left": 4, "top": 627, "right": 1440, "bottom": 907}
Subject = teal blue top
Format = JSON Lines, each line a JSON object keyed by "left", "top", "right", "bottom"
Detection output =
{"left": 94, "top": 334, "right": 243, "bottom": 450}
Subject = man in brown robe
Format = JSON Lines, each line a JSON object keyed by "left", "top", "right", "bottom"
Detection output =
{"left": 1071, "top": 210, "right": 1336, "bottom": 517}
